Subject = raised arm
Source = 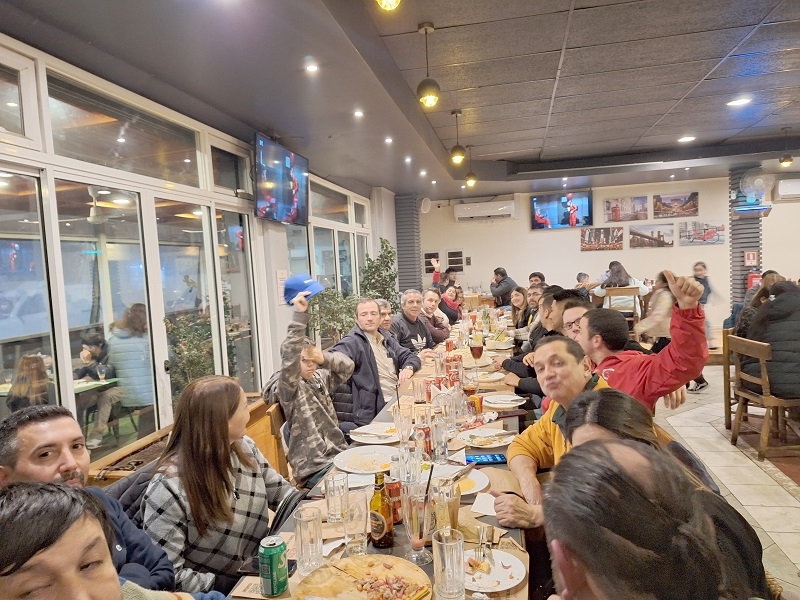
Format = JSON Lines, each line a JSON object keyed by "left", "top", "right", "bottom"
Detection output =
{"left": 277, "top": 292, "right": 312, "bottom": 407}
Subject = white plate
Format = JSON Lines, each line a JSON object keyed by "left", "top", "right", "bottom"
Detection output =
{"left": 349, "top": 423, "right": 400, "bottom": 445}
{"left": 482, "top": 395, "right": 526, "bottom": 408}
{"left": 456, "top": 429, "right": 515, "bottom": 449}
{"left": 476, "top": 372, "right": 504, "bottom": 383}
{"left": 464, "top": 549, "right": 526, "bottom": 593}
{"left": 431, "top": 464, "right": 489, "bottom": 495}
{"left": 333, "top": 445, "right": 397, "bottom": 474}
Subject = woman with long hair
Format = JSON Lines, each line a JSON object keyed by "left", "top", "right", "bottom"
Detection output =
{"left": 6, "top": 354, "right": 55, "bottom": 412}
{"left": 509, "top": 286, "right": 530, "bottom": 329}
{"left": 734, "top": 284, "right": 771, "bottom": 338}
{"left": 593, "top": 261, "right": 649, "bottom": 312}
{"left": 633, "top": 271, "right": 674, "bottom": 353}
{"left": 141, "top": 375, "right": 293, "bottom": 594}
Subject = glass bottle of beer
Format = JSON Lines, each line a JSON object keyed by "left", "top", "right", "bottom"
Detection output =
{"left": 370, "top": 472, "right": 394, "bottom": 548}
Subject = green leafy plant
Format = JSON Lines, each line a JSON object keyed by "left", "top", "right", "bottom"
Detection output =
{"left": 360, "top": 237, "right": 400, "bottom": 311}
{"left": 307, "top": 288, "right": 359, "bottom": 347}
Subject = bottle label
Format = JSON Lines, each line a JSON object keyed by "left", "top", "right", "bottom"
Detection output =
{"left": 370, "top": 510, "right": 388, "bottom": 540}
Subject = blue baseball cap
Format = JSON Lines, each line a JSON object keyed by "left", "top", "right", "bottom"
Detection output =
{"left": 283, "top": 273, "right": 325, "bottom": 304}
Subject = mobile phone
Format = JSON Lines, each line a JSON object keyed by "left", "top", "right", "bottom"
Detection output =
{"left": 465, "top": 453, "right": 507, "bottom": 465}
{"left": 237, "top": 557, "right": 297, "bottom": 577}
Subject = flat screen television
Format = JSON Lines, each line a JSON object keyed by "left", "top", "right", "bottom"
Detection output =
{"left": 531, "top": 190, "right": 593, "bottom": 230}
{"left": 254, "top": 133, "right": 309, "bottom": 226}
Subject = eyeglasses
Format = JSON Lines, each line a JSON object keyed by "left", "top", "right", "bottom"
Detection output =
{"left": 563, "top": 319, "right": 581, "bottom": 331}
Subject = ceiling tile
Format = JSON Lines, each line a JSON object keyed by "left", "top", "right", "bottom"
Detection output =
{"left": 445, "top": 129, "right": 546, "bottom": 148}
{"left": 383, "top": 13, "right": 568, "bottom": 71}
{"left": 655, "top": 103, "right": 779, "bottom": 128}
{"left": 733, "top": 21, "right": 800, "bottom": 55}
{"left": 471, "top": 139, "right": 544, "bottom": 158}
{"left": 556, "top": 60, "right": 719, "bottom": 96}
{"left": 540, "top": 139, "right": 640, "bottom": 159}
{"left": 402, "top": 52, "right": 561, "bottom": 91}
{"left": 687, "top": 70, "right": 800, "bottom": 96}
{"left": 670, "top": 94, "right": 792, "bottom": 114}
{"left": 437, "top": 116, "right": 550, "bottom": 139}
{"left": 434, "top": 80, "right": 556, "bottom": 112}
{"left": 567, "top": 0, "right": 778, "bottom": 47}
{"left": 633, "top": 130, "right": 743, "bottom": 146}
{"left": 425, "top": 100, "right": 551, "bottom": 128}
{"left": 561, "top": 28, "right": 747, "bottom": 77}
{"left": 545, "top": 129, "right": 650, "bottom": 147}
{"left": 711, "top": 48, "right": 800, "bottom": 78}
{"left": 477, "top": 148, "right": 544, "bottom": 161}
{"left": 548, "top": 116, "right": 659, "bottom": 137}
{"left": 765, "top": 0, "right": 800, "bottom": 23}
{"left": 551, "top": 83, "right": 693, "bottom": 112}
{"left": 549, "top": 101, "right": 676, "bottom": 125}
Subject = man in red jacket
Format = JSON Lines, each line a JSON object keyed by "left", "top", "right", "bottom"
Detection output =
{"left": 574, "top": 270, "right": 707, "bottom": 412}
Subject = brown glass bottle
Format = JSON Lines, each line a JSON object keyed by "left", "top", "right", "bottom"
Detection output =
{"left": 369, "top": 472, "right": 394, "bottom": 548}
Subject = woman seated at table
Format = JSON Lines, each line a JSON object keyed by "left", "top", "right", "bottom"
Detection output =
{"left": 592, "top": 260, "right": 649, "bottom": 315}
{"left": 141, "top": 375, "right": 294, "bottom": 595}
{"left": 5, "top": 354, "right": 56, "bottom": 413}
{"left": 439, "top": 285, "right": 462, "bottom": 325}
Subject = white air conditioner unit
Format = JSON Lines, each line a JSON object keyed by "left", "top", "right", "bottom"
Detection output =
{"left": 453, "top": 199, "right": 518, "bottom": 222}
{"left": 775, "top": 178, "right": 800, "bottom": 203}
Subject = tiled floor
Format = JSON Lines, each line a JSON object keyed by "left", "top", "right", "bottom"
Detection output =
{"left": 654, "top": 365, "right": 800, "bottom": 595}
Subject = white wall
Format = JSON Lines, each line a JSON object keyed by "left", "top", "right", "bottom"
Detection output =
{"left": 420, "top": 178, "right": 731, "bottom": 328}
{"left": 762, "top": 200, "right": 800, "bottom": 280}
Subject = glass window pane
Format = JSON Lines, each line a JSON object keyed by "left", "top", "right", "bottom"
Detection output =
{"left": 211, "top": 146, "right": 242, "bottom": 190}
{"left": 337, "top": 231, "right": 354, "bottom": 297}
{"left": 287, "top": 224, "right": 310, "bottom": 276}
{"left": 356, "top": 234, "right": 369, "bottom": 295}
{"left": 48, "top": 74, "right": 199, "bottom": 187}
{"left": 55, "top": 180, "right": 157, "bottom": 456}
{"left": 0, "top": 64, "right": 23, "bottom": 135}
{"left": 310, "top": 182, "right": 349, "bottom": 224}
{"left": 313, "top": 227, "right": 336, "bottom": 289}
{"left": 0, "top": 172, "right": 56, "bottom": 420}
{"left": 156, "top": 201, "right": 219, "bottom": 402}
{"left": 217, "top": 211, "right": 257, "bottom": 392}
{"left": 354, "top": 203, "right": 368, "bottom": 227}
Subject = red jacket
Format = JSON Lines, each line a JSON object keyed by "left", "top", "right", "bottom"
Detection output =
{"left": 595, "top": 304, "right": 708, "bottom": 412}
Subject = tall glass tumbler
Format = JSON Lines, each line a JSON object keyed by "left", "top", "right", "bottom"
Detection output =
{"left": 433, "top": 528, "right": 465, "bottom": 600}
{"left": 340, "top": 491, "right": 369, "bottom": 557}
{"left": 293, "top": 506, "right": 324, "bottom": 576}
{"left": 324, "top": 472, "right": 349, "bottom": 523}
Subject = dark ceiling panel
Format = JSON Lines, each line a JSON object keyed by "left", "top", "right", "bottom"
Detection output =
{"left": 556, "top": 60, "right": 719, "bottom": 96}
{"left": 733, "top": 21, "right": 800, "bottom": 55}
{"left": 551, "top": 83, "right": 693, "bottom": 112}
{"left": 561, "top": 27, "right": 749, "bottom": 77}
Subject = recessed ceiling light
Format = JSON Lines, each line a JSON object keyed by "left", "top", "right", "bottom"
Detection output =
{"left": 183, "top": 158, "right": 191, "bottom": 163}
{"left": 420, "top": 170, "right": 427, "bottom": 176}
{"left": 97, "top": 190, "right": 111, "bottom": 195}
{"left": 385, "top": 137, "right": 393, "bottom": 144}
{"left": 306, "top": 64, "right": 318, "bottom": 72}
{"left": 678, "top": 136, "right": 696, "bottom": 143}
{"left": 192, "top": 210, "right": 203, "bottom": 216}
{"left": 431, "top": 180, "right": 436, "bottom": 185}
{"left": 6, "top": 102, "right": 17, "bottom": 107}
{"left": 562, "top": 177, "right": 568, "bottom": 181}
{"left": 354, "top": 110, "right": 364, "bottom": 118}
{"left": 0, "top": 172, "right": 12, "bottom": 178}
{"left": 685, "top": 167, "right": 690, "bottom": 171}
{"left": 405, "top": 156, "right": 411, "bottom": 163}
{"left": 670, "top": 174, "right": 675, "bottom": 178}
{"left": 117, "top": 137, "right": 126, "bottom": 143}
{"left": 65, "top": 222, "right": 71, "bottom": 226}
{"left": 726, "top": 98, "right": 751, "bottom": 107}
{"left": 562, "top": 183, "right": 567, "bottom": 187}
{"left": 461, "top": 185, "right": 466, "bottom": 189}
{"left": 113, "top": 198, "right": 131, "bottom": 205}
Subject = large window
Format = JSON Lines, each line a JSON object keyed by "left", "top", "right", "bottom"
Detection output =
{"left": 311, "top": 182, "right": 349, "bottom": 224}
{"left": 0, "top": 64, "right": 23, "bottom": 135}
{"left": 48, "top": 74, "right": 200, "bottom": 187}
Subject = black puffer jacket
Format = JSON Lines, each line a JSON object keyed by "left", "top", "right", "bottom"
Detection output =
{"left": 743, "top": 291, "right": 800, "bottom": 398}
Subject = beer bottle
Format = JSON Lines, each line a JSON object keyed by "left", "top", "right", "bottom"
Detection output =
{"left": 369, "top": 472, "right": 394, "bottom": 548}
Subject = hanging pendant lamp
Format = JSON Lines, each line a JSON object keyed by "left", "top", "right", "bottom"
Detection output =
{"left": 376, "top": 0, "right": 401, "bottom": 9}
{"left": 450, "top": 110, "right": 465, "bottom": 165}
{"left": 416, "top": 23, "right": 440, "bottom": 108}
{"left": 779, "top": 127, "right": 793, "bottom": 167}
{"left": 466, "top": 145, "right": 477, "bottom": 187}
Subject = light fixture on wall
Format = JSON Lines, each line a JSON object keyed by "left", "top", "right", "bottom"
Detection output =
{"left": 465, "top": 146, "right": 477, "bottom": 188}
{"left": 450, "top": 110, "right": 465, "bottom": 165}
{"left": 376, "top": 0, "right": 401, "bottom": 9}
{"left": 416, "top": 23, "right": 440, "bottom": 108}
{"left": 779, "top": 127, "right": 793, "bottom": 167}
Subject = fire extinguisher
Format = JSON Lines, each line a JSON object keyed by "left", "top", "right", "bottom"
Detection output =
{"left": 747, "top": 271, "right": 762, "bottom": 290}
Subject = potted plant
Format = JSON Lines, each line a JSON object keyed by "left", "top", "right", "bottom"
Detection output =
{"left": 360, "top": 237, "right": 400, "bottom": 311}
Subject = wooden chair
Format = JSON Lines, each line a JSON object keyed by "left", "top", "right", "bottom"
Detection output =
{"left": 728, "top": 334, "right": 800, "bottom": 460}
{"left": 721, "top": 327, "right": 739, "bottom": 430}
{"left": 600, "top": 286, "right": 643, "bottom": 339}
{"left": 246, "top": 398, "right": 290, "bottom": 479}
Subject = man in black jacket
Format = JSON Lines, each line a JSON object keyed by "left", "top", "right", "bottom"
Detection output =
{"left": 490, "top": 267, "right": 517, "bottom": 308}
{"left": 331, "top": 299, "right": 421, "bottom": 434}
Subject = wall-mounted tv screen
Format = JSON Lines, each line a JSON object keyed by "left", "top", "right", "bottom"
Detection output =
{"left": 531, "top": 190, "right": 593, "bottom": 230}
{"left": 254, "top": 133, "right": 309, "bottom": 226}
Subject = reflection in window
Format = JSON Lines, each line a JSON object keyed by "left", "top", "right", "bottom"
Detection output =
{"left": 212, "top": 146, "right": 244, "bottom": 190}
{"left": 217, "top": 211, "right": 258, "bottom": 392}
{"left": 0, "top": 64, "right": 23, "bottom": 135}
{"left": 48, "top": 74, "right": 199, "bottom": 186}
{"left": 338, "top": 231, "right": 354, "bottom": 298}
{"left": 287, "top": 224, "right": 310, "bottom": 275}
{"left": 0, "top": 172, "right": 56, "bottom": 421}
{"left": 313, "top": 227, "right": 336, "bottom": 289}
{"left": 311, "top": 182, "right": 349, "bottom": 224}
{"left": 55, "top": 180, "right": 157, "bottom": 456}
{"left": 356, "top": 234, "right": 369, "bottom": 295}
{"left": 354, "top": 203, "right": 368, "bottom": 227}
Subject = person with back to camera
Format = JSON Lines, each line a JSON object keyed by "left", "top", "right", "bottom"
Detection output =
{"left": 591, "top": 260, "right": 649, "bottom": 316}
{"left": 141, "top": 375, "right": 294, "bottom": 594}
{"left": 0, "top": 482, "right": 225, "bottom": 599}
{"left": 5, "top": 354, "right": 55, "bottom": 413}
{"left": 106, "top": 303, "right": 156, "bottom": 439}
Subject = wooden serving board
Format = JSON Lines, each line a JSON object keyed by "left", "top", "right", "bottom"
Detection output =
{"left": 294, "top": 554, "right": 431, "bottom": 600}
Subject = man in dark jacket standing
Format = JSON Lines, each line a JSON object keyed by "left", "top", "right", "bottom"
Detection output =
{"left": 331, "top": 299, "right": 420, "bottom": 434}
{"left": 490, "top": 267, "right": 517, "bottom": 309}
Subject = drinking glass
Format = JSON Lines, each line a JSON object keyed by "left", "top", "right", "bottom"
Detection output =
{"left": 433, "top": 528, "right": 465, "bottom": 600}
{"left": 96, "top": 364, "right": 107, "bottom": 381}
{"left": 392, "top": 401, "right": 413, "bottom": 441}
{"left": 412, "top": 378, "right": 427, "bottom": 404}
{"left": 414, "top": 405, "right": 433, "bottom": 457}
{"left": 431, "top": 413, "right": 449, "bottom": 465}
{"left": 324, "top": 472, "right": 349, "bottom": 523}
{"left": 434, "top": 352, "right": 446, "bottom": 377}
{"left": 398, "top": 441, "right": 422, "bottom": 483}
{"left": 431, "top": 477, "right": 460, "bottom": 530}
{"left": 401, "top": 482, "right": 433, "bottom": 566}
{"left": 293, "top": 506, "right": 324, "bottom": 575}
{"left": 2, "top": 370, "right": 12, "bottom": 384}
{"left": 340, "top": 491, "right": 369, "bottom": 557}
{"left": 469, "top": 339, "right": 483, "bottom": 383}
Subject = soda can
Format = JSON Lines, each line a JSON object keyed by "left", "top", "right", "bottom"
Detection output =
{"left": 424, "top": 377, "right": 436, "bottom": 403}
{"left": 259, "top": 536, "right": 288, "bottom": 597}
{"left": 385, "top": 478, "right": 403, "bottom": 524}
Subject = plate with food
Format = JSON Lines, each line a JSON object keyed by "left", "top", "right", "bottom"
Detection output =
{"left": 456, "top": 429, "right": 515, "bottom": 448}
{"left": 476, "top": 372, "right": 505, "bottom": 383}
{"left": 333, "top": 446, "right": 397, "bottom": 474}
{"left": 464, "top": 549, "right": 526, "bottom": 593}
{"left": 482, "top": 394, "right": 526, "bottom": 408}
{"left": 294, "top": 554, "right": 432, "bottom": 600}
{"left": 431, "top": 464, "right": 489, "bottom": 495}
{"left": 349, "top": 423, "right": 400, "bottom": 445}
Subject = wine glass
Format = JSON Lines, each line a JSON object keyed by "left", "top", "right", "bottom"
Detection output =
{"left": 469, "top": 338, "right": 484, "bottom": 384}
{"left": 401, "top": 482, "right": 433, "bottom": 565}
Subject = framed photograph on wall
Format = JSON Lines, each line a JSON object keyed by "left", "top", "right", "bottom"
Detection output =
{"left": 580, "top": 227, "right": 623, "bottom": 251}
{"left": 603, "top": 196, "right": 647, "bottom": 222}
{"left": 630, "top": 223, "right": 675, "bottom": 248}
{"left": 678, "top": 220, "right": 726, "bottom": 246}
{"left": 653, "top": 192, "right": 699, "bottom": 219}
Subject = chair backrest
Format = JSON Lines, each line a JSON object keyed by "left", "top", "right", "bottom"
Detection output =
{"left": 602, "top": 286, "right": 643, "bottom": 317}
{"left": 728, "top": 334, "right": 773, "bottom": 398}
{"left": 245, "top": 399, "right": 290, "bottom": 479}
{"left": 722, "top": 327, "right": 734, "bottom": 407}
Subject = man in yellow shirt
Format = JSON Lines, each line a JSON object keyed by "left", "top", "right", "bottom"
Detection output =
{"left": 493, "top": 336, "right": 608, "bottom": 529}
